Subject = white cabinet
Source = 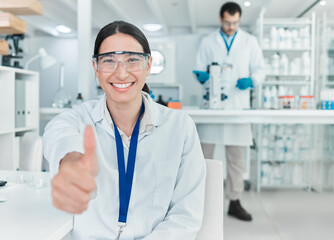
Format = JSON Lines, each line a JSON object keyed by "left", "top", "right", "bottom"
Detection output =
{"left": 255, "top": 14, "right": 316, "bottom": 191}
{"left": 317, "top": 15, "right": 334, "bottom": 191}
{"left": 0, "top": 66, "right": 39, "bottom": 170}
{"left": 257, "top": 13, "right": 316, "bottom": 108}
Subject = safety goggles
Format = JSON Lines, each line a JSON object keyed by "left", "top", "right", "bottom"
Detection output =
{"left": 222, "top": 21, "right": 240, "bottom": 28}
{"left": 92, "top": 51, "right": 151, "bottom": 73}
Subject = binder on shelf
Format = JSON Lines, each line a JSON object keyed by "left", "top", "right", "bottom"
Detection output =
{"left": 0, "top": 0, "right": 43, "bottom": 15}
{"left": 25, "top": 79, "right": 33, "bottom": 127}
{"left": 15, "top": 79, "right": 26, "bottom": 128}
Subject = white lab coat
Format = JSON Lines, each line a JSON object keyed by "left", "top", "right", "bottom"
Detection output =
{"left": 43, "top": 92, "right": 206, "bottom": 240}
{"left": 195, "top": 28, "right": 265, "bottom": 146}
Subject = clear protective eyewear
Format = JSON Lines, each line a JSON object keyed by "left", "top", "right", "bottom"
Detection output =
{"left": 93, "top": 51, "right": 151, "bottom": 73}
{"left": 222, "top": 21, "right": 240, "bottom": 28}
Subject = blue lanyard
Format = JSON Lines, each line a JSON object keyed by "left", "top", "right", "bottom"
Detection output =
{"left": 220, "top": 29, "right": 237, "bottom": 55}
{"left": 111, "top": 101, "right": 144, "bottom": 225}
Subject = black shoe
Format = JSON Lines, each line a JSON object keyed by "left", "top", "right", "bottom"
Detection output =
{"left": 228, "top": 199, "right": 252, "bottom": 221}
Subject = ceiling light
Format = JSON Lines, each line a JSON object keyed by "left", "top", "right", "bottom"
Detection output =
{"left": 56, "top": 25, "right": 72, "bottom": 34}
{"left": 244, "top": 1, "right": 251, "bottom": 7}
{"left": 320, "top": 1, "right": 326, "bottom": 6}
{"left": 142, "top": 23, "right": 163, "bottom": 32}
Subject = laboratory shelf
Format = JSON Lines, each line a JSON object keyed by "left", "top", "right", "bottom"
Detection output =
{"left": 261, "top": 134, "right": 311, "bottom": 137}
{"left": 0, "top": 129, "right": 13, "bottom": 135}
{"left": 260, "top": 184, "right": 309, "bottom": 189}
{"left": 14, "top": 126, "right": 38, "bottom": 133}
{"left": 266, "top": 74, "right": 309, "bottom": 77}
{"left": 262, "top": 48, "right": 311, "bottom": 52}
{"left": 0, "top": 66, "right": 39, "bottom": 170}
{"left": 261, "top": 160, "right": 310, "bottom": 163}
{"left": 262, "top": 19, "right": 312, "bottom": 26}
{"left": 262, "top": 81, "right": 311, "bottom": 85}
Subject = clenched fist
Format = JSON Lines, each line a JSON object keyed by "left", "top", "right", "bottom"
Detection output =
{"left": 51, "top": 126, "right": 99, "bottom": 214}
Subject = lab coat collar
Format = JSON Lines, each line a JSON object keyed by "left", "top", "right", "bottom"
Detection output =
{"left": 216, "top": 27, "right": 243, "bottom": 53}
{"left": 90, "top": 91, "right": 166, "bottom": 138}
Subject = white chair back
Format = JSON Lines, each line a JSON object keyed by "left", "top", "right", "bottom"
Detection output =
{"left": 20, "top": 132, "right": 43, "bottom": 171}
{"left": 196, "top": 159, "right": 224, "bottom": 240}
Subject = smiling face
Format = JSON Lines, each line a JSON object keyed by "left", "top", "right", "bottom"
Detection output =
{"left": 93, "top": 33, "right": 152, "bottom": 106}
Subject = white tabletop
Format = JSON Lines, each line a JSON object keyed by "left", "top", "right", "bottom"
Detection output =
{"left": 182, "top": 108, "right": 334, "bottom": 124}
{"left": 40, "top": 107, "right": 334, "bottom": 125}
{"left": 0, "top": 171, "right": 73, "bottom": 240}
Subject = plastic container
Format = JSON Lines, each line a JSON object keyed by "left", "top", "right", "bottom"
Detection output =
{"left": 299, "top": 95, "right": 315, "bottom": 109}
{"left": 279, "top": 96, "right": 296, "bottom": 109}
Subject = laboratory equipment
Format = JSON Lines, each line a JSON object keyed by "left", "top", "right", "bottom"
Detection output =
{"left": 76, "top": 93, "right": 84, "bottom": 105}
{"left": 193, "top": 62, "right": 228, "bottom": 109}
{"left": 320, "top": 89, "right": 334, "bottom": 110}
{"left": 2, "top": 34, "right": 24, "bottom": 68}
{"left": 51, "top": 63, "right": 72, "bottom": 108}
{"left": 299, "top": 95, "right": 315, "bottom": 109}
{"left": 279, "top": 95, "right": 296, "bottom": 109}
{"left": 0, "top": 180, "right": 7, "bottom": 186}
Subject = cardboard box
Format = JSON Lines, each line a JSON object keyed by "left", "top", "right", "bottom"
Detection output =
{"left": 0, "top": 0, "right": 43, "bottom": 15}
{"left": 0, "top": 39, "right": 9, "bottom": 55}
{"left": 0, "top": 12, "right": 27, "bottom": 34}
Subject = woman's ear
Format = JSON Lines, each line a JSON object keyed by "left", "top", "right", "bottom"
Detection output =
{"left": 92, "top": 59, "right": 99, "bottom": 78}
{"left": 145, "top": 56, "right": 152, "bottom": 76}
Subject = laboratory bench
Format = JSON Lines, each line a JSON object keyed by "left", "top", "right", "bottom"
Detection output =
{"left": 0, "top": 170, "right": 73, "bottom": 240}
{"left": 41, "top": 107, "right": 334, "bottom": 124}
{"left": 182, "top": 108, "right": 334, "bottom": 124}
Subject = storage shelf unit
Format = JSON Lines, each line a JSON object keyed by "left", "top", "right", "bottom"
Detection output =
{"left": 317, "top": 15, "right": 334, "bottom": 191}
{"left": 262, "top": 48, "right": 312, "bottom": 52}
{"left": 0, "top": 66, "right": 39, "bottom": 170}
{"left": 256, "top": 13, "right": 316, "bottom": 192}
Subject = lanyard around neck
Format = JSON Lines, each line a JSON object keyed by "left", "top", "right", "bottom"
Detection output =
{"left": 220, "top": 29, "right": 237, "bottom": 55}
{"left": 111, "top": 101, "right": 144, "bottom": 228}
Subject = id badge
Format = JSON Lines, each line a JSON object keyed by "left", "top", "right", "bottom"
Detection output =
{"left": 222, "top": 62, "right": 233, "bottom": 72}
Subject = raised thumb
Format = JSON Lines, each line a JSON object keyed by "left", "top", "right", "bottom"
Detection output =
{"left": 83, "top": 125, "right": 99, "bottom": 175}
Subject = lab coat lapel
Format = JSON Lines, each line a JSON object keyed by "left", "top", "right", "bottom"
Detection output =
{"left": 138, "top": 96, "right": 164, "bottom": 141}
{"left": 90, "top": 94, "right": 115, "bottom": 138}
{"left": 216, "top": 30, "right": 228, "bottom": 57}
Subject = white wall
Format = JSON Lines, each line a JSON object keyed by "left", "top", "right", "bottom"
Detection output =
{"left": 24, "top": 37, "right": 79, "bottom": 107}
{"left": 25, "top": 33, "right": 206, "bottom": 108}
{"left": 148, "top": 34, "right": 205, "bottom": 106}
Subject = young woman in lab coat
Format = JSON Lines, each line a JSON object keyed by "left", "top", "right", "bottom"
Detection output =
{"left": 195, "top": 2, "right": 265, "bottom": 221}
{"left": 43, "top": 21, "right": 206, "bottom": 240}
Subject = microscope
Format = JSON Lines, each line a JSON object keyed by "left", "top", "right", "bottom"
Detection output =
{"left": 2, "top": 34, "right": 25, "bottom": 69}
{"left": 193, "top": 62, "right": 228, "bottom": 109}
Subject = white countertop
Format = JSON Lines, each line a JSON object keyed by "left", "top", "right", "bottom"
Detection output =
{"left": 0, "top": 171, "right": 73, "bottom": 240}
{"left": 40, "top": 107, "right": 334, "bottom": 124}
{"left": 182, "top": 108, "right": 334, "bottom": 124}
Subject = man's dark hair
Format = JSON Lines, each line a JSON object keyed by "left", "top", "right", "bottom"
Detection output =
{"left": 220, "top": 2, "right": 242, "bottom": 18}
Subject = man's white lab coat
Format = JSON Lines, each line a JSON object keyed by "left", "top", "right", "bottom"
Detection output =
{"left": 195, "top": 28, "right": 265, "bottom": 146}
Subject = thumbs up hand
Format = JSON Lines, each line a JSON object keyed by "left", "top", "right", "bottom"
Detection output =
{"left": 82, "top": 125, "right": 99, "bottom": 176}
{"left": 51, "top": 126, "right": 99, "bottom": 214}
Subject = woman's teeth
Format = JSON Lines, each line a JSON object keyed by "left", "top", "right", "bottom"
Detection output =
{"left": 112, "top": 82, "right": 133, "bottom": 88}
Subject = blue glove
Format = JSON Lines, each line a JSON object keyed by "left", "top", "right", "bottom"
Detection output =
{"left": 193, "top": 70, "right": 210, "bottom": 85}
{"left": 236, "top": 78, "right": 253, "bottom": 90}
